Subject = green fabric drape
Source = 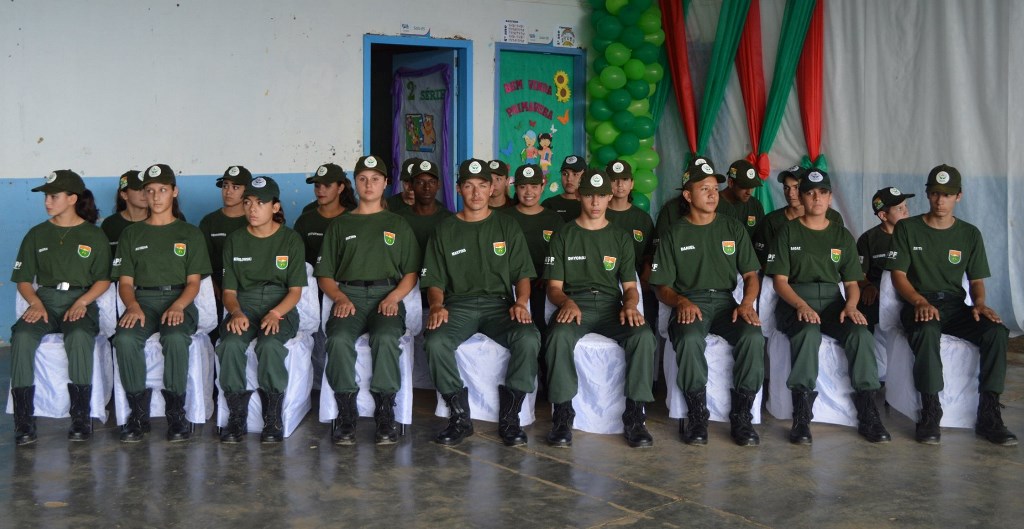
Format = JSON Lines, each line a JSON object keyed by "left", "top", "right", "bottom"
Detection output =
{"left": 756, "top": 0, "right": 816, "bottom": 156}
{"left": 695, "top": 0, "right": 752, "bottom": 154}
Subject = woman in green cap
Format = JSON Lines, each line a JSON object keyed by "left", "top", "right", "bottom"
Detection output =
{"left": 10, "top": 169, "right": 111, "bottom": 445}
{"left": 101, "top": 169, "right": 149, "bottom": 250}
{"left": 216, "top": 176, "right": 306, "bottom": 443}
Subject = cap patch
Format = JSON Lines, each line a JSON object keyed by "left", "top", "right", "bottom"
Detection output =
{"left": 746, "top": 168, "right": 756, "bottom": 179}
{"left": 316, "top": 166, "right": 328, "bottom": 177}
{"left": 420, "top": 160, "right": 432, "bottom": 171}
{"left": 590, "top": 174, "right": 604, "bottom": 187}
{"left": 788, "top": 165, "right": 801, "bottom": 172}
{"left": 700, "top": 163, "right": 713, "bottom": 175}
{"left": 612, "top": 162, "right": 624, "bottom": 173}
{"left": 137, "top": 171, "right": 146, "bottom": 182}
{"left": 364, "top": 157, "right": 378, "bottom": 168}
{"left": 808, "top": 171, "right": 824, "bottom": 183}
{"left": 45, "top": 172, "right": 57, "bottom": 183}
{"left": 566, "top": 156, "right": 578, "bottom": 164}
{"left": 489, "top": 161, "right": 500, "bottom": 170}
{"left": 890, "top": 187, "right": 902, "bottom": 195}
{"left": 228, "top": 166, "right": 240, "bottom": 177}
{"left": 523, "top": 167, "right": 535, "bottom": 178}
{"left": 252, "top": 177, "right": 267, "bottom": 188}
{"left": 694, "top": 158, "right": 707, "bottom": 165}
{"left": 873, "top": 198, "right": 884, "bottom": 211}
{"left": 935, "top": 171, "right": 950, "bottom": 184}
{"left": 469, "top": 161, "right": 482, "bottom": 174}
{"left": 148, "top": 166, "right": 162, "bottom": 178}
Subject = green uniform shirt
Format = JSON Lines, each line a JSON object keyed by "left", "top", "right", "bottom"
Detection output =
{"left": 544, "top": 221, "right": 635, "bottom": 297}
{"left": 421, "top": 211, "right": 535, "bottom": 300}
{"left": 198, "top": 209, "right": 249, "bottom": 281}
{"left": 606, "top": 205, "right": 654, "bottom": 271}
{"left": 722, "top": 196, "right": 765, "bottom": 237}
{"left": 222, "top": 226, "right": 306, "bottom": 291}
{"left": 398, "top": 207, "right": 453, "bottom": 257}
{"left": 12, "top": 221, "right": 112, "bottom": 287}
{"left": 765, "top": 219, "right": 861, "bottom": 284}
{"left": 112, "top": 220, "right": 212, "bottom": 285}
{"left": 293, "top": 209, "right": 347, "bottom": 265}
{"left": 753, "top": 206, "right": 845, "bottom": 267}
{"left": 649, "top": 214, "right": 758, "bottom": 293}
{"left": 507, "top": 206, "right": 565, "bottom": 275}
{"left": 887, "top": 215, "right": 989, "bottom": 299}
{"left": 655, "top": 196, "right": 737, "bottom": 246}
{"left": 100, "top": 213, "right": 136, "bottom": 249}
{"left": 314, "top": 210, "right": 420, "bottom": 282}
{"left": 856, "top": 224, "right": 892, "bottom": 286}
{"left": 387, "top": 195, "right": 445, "bottom": 214}
{"left": 541, "top": 194, "right": 582, "bottom": 223}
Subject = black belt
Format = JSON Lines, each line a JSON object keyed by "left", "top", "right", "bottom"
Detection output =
{"left": 564, "top": 288, "right": 610, "bottom": 296}
{"left": 921, "top": 292, "right": 962, "bottom": 303}
{"left": 680, "top": 288, "right": 729, "bottom": 297}
{"left": 340, "top": 279, "right": 394, "bottom": 287}
{"left": 136, "top": 284, "right": 186, "bottom": 291}
{"left": 41, "top": 282, "right": 87, "bottom": 291}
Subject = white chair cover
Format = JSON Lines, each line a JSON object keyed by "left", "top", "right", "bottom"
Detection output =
{"left": 878, "top": 271, "right": 979, "bottom": 428}
{"left": 6, "top": 283, "right": 117, "bottom": 421}
{"left": 214, "top": 264, "right": 318, "bottom": 437}
{"left": 112, "top": 276, "right": 217, "bottom": 425}
{"left": 318, "top": 280, "right": 421, "bottom": 425}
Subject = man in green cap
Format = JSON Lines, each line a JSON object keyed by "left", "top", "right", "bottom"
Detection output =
{"left": 654, "top": 157, "right": 736, "bottom": 250}
{"left": 293, "top": 163, "right": 353, "bottom": 265}
{"left": 544, "top": 168, "right": 657, "bottom": 449}
{"left": 765, "top": 169, "right": 889, "bottom": 445}
{"left": 385, "top": 157, "right": 420, "bottom": 213}
{"left": 753, "top": 165, "right": 845, "bottom": 268}
{"left": 887, "top": 164, "right": 1016, "bottom": 446}
{"left": 605, "top": 159, "right": 654, "bottom": 277}
{"left": 721, "top": 159, "right": 766, "bottom": 239}
{"left": 650, "top": 164, "right": 765, "bottom": 446}
{"left": 421, "top": 158, "right": 540, "bottom": 447}
{"left": 488, "top": 159, "right": 515, "bottom": 209}
{"left": 542, "top": 154, "right": 585, "bottom": 222}
{"left": 856, "top": 186, "right": 914, "bottom": 329}
{"left": 199, "top": 165, "right": 252, "bottom": 336}
{"left": 397, "top": 158, "right": 452, "bottom": 256}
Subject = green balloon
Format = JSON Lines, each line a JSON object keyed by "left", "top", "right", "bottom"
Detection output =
{"left": 633, "top": 116, "right": 656, "bottom": 138}
{"left": 614, "top": 132, "right": 640, "bottom": 155}
{"left": 633, "top": 169, "right": 657, "bottom": 194}
{"left": 623, "top": 59, "right": 645, "bottom": 80}
{"left": 595, "top": 121, "right": 620, "bottom": 145}
{"left": 637, "top": 136, "right": 654, "bottom": 149}
{"left": 620, "top": 26, "right": 646, "bottom": 50}
{"left": 643, "top": 62, "right": 664, "bottom": 83}
{"left": 619, "top": 155, "right": 639, "bottom": 171}
{"left": 587, "top": 76, "right": 610, "bottom": 99}
{"left": 592, "top": 36, "right": 613, "bottom": 54}
{"left": 599, "top": 65, "right": 627, "bottom": 90}
{"left": 627, "top": 97, "right": 650, "bottom": 115}
{"left": 606, "top": 0, "right": 628, "bottom": 15}
{"left": 596, "top": 145, "right": 619, "bottom": 165}
{"left": 593, "top": 57, "right": 610, "bottom": 74}
{"left": 607, "top": 88, "right": 632, "bottom": 111}
{"left": 631, "top": 0, "right": 654, "bottom": 11}
{"left": 604, "top": 42, "right": 631, "bottom": 66}
{"left": 589, "top": 0, "right": 607, "bottom": 9}
{"left": 634, "top": 147, "right": 661, "bottom": 170}
{"left": 589, "top": 98, "right": 613, "bottom": 121}
{"left": 637, "top": 9, "right": 662, "bottom": 33}
{"left": 611, "top": 110, "right": 635, "bottom": 133}
{"left": 644, "top": 29, "right": 665, "bottom": 47}
{"left": 633, "top": 43, "right": 659, "bottom": 64}
{"left": 630, "top": 191, "right": 651, "bottom": 212}
{"left": 590, "top": 5, "right": 608, "bottom": 23}
{"left": 596, "top": 15, "right": 623, "bottom": 40}
{"left": 626, "top": 78, "right": 650, "bottom": 100}
{"left": 618, "top": 6, "right": 642, "bottom": 26}
{"left": 585, "top": 116, "right": 599, "bottom": 135}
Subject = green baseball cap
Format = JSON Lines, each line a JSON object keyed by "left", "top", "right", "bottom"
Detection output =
{"left": 560, "top": 154, "right": 586, "bottom": 172}
{"left": 307, "top": 163, "right": 346, "bottom": 185}
{"left": 680, "top": 156, "right": 724, "bottom": 188}
{"left": 578, "top": 169, "right": 612, "bottom": 196}
{"left": 606, "top": 159, "right": 633, "bottom": 180}
{"left": 776, "top": 165, "right": 805, "bottom": 183}
{"left": 871, "top": 187, "right": 915, "bottom": 214}
{"left": 410, "top": 159, "right": 439, "bottom": 180}
{"left": 400, "top": 157, "right": 424, "bottom": 182}
{"left": 457, "top": 158, "right": 489, "bottom": 184}
{"left": 245, "top": 176, "right": 280, "bottom": 202}
{"left": 799, "top": 169, "right": 831, "bottom": 193}
{"left": 354, "top": 155, "right": 388, "bottom": 180}
{"left": 926, "top": 164, "right": 961, "bottom": 194}
{"left": 32, "top": 169, "right": 85, "bottom": 194}
{"left": 217, "top": 165, "right": 252, "bottom": 188}
{"left": 514, "top": 164, "right": 544, "bottom": 185}
{"left": 140, "top": 164, "right": 176, "bottom": 187}
{"left": 488, "top": 160, "right": 510, "bottom": 177}
{"left": 728, "top": 159, "right": 763, "bottom": 188}
{"left": 119, "top": 170, "right": 143, "bottom": 191}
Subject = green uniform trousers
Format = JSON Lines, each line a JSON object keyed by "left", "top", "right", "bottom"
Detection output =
{"left": 667, "top": 290, "right": 765, "bottom": 393}
{"left": 775, "top": 282, "right": 880, "bottom": 392}
{"left": 900, "top": 296, "right": 1008, "bottom": 394}
{"left": 425, "top": 296, "right": 540, "bottom": 395}
{"left": 215, "top": 285, "right": 297, "bottom": 393}
{"left": 324, "top": 284, "right": 406, "bottom": 394}
{"left": 112, "top": 289, "right": 198, "bottom": 394}
{"left": 545, "top": 292, "right": 656, "bottom": 404}
{"left": 10, "top": 286, "right": 100, "bottom": 387}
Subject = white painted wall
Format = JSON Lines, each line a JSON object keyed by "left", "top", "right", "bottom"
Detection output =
{"left": 0, "top": 0, "right": 591, "bottom": 179}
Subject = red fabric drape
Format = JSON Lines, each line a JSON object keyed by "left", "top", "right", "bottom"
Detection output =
{"left": 660, "top": 0, "right": 698, "bottom": 154}
{"left": 734, "top": 0, "right": 769, "bottom": 177}
{"left": 797, "top": 0, "right": 824, "bottom": 163}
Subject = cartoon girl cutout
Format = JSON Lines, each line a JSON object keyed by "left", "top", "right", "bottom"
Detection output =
{"left": 537, "top": 133, "right": 554, "bottom": 176}
{"left": 521, "top": 130, "right": 539, "bottom": 164}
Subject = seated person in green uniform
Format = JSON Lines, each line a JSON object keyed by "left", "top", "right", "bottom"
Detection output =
{"left": 650, "top": 164, "right": 765, "bottom": 447}
{"left": 541, "top": 155, "right": 585, "bottom": 222}
{"left": 765, "top": 169, "right": 890, "bottom": 445}
{"left": 721, "top": 159, "right": 766, "bottom": 238}
{"left": 888, "top": 164, "right": 1016, "bottom": 446}
{"left": 605, "top": 159, "right": 657, "bottom": 330}
{"left": 112, "top": 164, "right": 213, "bottom": 443}
{"left": 101, "top": 170, "right": 147, "bottom": 250}
{"left": 10, "top": 170, "right": 111, "bottom": 445}
{"left": 753, "top": 165, "right": 844, "bottom": 268}
{"left": 316, "top": 155, "right": 421, "bottom": 446}
{"left": 294, "top": 163, "right": 354, "bottom": 264}
{"left": 856, "top": 186, "right": 913, "bottom": 329}
{"left": 397, "top": 159, "right": 452, "bottom": 257}
{"left": 544, "top": 168, "right": 657, "bottom": 449}
{"left": 216, "top": 177, "right": 306, "bottom": 444}
{"left": 488, "top": 160, "right": 514, "bottom": 209}
{"left": 654, "top": 157, "right": 736, "bottom": 250}
{"left": 385, "top": 157, "right": 420, "bottom": 213}
{"left": 199, "top": 165, "right": 252, "bottom": 332}
{"left": 421, "top": 158, "right": 541, "bottom": 447}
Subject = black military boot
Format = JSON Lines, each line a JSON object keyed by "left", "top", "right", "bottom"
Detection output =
{"left": 371, "top": 391, "right": 398, "bottom": 445}
{"left": 162, "top": 389, "right": 191, "bottom": 442}
{"left": 497, "top": 384, "right": 528, "bottom": 447}
{"left": 622, "top": 399, "right": 654, "bottom": 448}
{"left": 729, "top": 388, "right": 760, "bottom": 446}
{"left": 976, "top": 391, "right": 1019, "bottom": 446}
{"left": 547, "top": 401, "right": 575, "bottom": 447}
{"left": 434, "top": 387, "right": 474, "bottom": 446}
{"left": 854, "top": 390, "right": 891, "bottom": 443}
{"left": 259, "top": 389, "right": 285, "bottom": 443}
{"left": 12, "top": 385, "right": 37, "bottom": 446}
{"left": 915, "top": 393, "right": 942, "bottom": 444}
{"left": 120, "top": 388, "right": 152, "bottom": 443}
{"left": 220, "top": 391, "right": 253, "bottom": 443}
{"left": 332, "top": 391, "right": 358, "bottom": 445}
{"left": 67, "top": 383, "right": 93, "bottom": 441}
{"left": 681, "top": 387, "right": 710, "bottom": 445}
{"left": 789, "top": 390, "right": 817, "bottom": 445}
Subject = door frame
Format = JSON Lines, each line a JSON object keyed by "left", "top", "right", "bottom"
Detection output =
{"left": 363, "top": 35, "right": 473, "bottom": 171}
